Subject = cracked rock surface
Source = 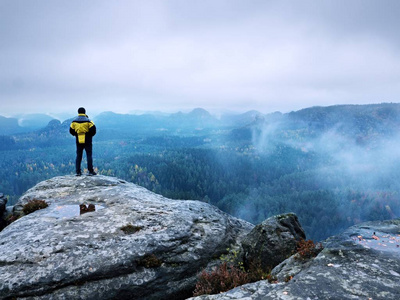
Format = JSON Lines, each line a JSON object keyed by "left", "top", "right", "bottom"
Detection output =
{"left": 0, "top": 175, "right": 253, "bottom": 300}
{"left": 189, "top": 218, "right": 400, "bottom": 300}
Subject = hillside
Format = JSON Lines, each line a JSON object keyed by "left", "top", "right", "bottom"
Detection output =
{"left": 0, "top": 103, "right": 400, "bottom": 241}
{"left": 0, "top": 115, "right": 24, "bottom": 135}
{"left": 0, "top": 114, "right": 56, "bottom": 135}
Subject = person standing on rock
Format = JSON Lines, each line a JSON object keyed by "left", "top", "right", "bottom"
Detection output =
{"left": 69, "top": 107, "right": 97, "bottom": 176}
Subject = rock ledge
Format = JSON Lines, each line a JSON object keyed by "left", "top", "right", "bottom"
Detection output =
{"left": 0, "top": 175, "right": 253, "bottom": 300}
{"left": 190, "top": 218, "right": 400, "bottom": 299}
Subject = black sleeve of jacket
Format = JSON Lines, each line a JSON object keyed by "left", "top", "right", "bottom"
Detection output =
{"left": 69, "top": 127, "right": 76, "bottom": 136}
{"left": 90, "top": 124, "right": 96, "bottom": 137}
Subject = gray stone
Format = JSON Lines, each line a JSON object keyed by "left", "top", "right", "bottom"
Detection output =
{"left": 0, "top": 175, "right": 253, "bottom": 300}
{"left": 241, "top": 213, "right": 306, "bottom": 272}
{"left": 0, "top": 194, "right": 7, "bottom": 231}
{"left": 189, "top": 218, "right": 400, "bottom": 299}
{"left": 0, "top": 194, "right": 6, "bottom": 213}
{"left": 5, "top": 206, "right": 13, "bottom": 215}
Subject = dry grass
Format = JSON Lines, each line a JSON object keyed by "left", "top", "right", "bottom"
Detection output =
{"left": 22, "top": 199, "right": 48, "bottom": 215}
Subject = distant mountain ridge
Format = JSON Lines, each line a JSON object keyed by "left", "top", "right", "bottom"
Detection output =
{"left": 92, "top": 108, "right": 262, "bottom": 137}
{"left": 0, "top": 114, "right": 58, "bottom": 135}
{"left": 14, "top": 113, "right": 54, "bottom": 129}
{"left": 0, "top": 116, "right": 23, "bottom": 135}
{"left": 2, "top": 103, "right": 400, "bottom": 140}
{"left": 288, "top": 103, "right": 400, "bottom": 134}
{"left": 232, "top": 103, "right": 400, "bottom": 145}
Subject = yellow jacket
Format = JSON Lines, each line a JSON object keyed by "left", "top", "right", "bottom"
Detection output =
{"left": 70, "top": 114, "right": 96, "bottom": 144}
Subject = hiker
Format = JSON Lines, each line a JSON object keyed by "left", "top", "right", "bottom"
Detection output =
{"left": 69, "top": 107, "right": 97, "bottom": 176}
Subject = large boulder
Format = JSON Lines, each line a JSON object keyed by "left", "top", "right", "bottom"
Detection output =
{"left": 0, "top": 175, "right": 253, "bottom": 300}
{"left": 190, "top": 218, "right": 400, "bottom": 299}
{"left": 241, "top": 213, "right": 306, "bottom": 272}
{"left": 0, "top": 193, "right": 6, "bottom": 212}
{"left": 0, "top": 193, "right": 7, "bottom": 230}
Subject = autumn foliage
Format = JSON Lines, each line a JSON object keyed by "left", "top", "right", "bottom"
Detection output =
{"left": 22, "top": 199, "right": 48, "bottom": 215}
{"left": 193, "top": 253, "right": 273, "bottom": 297}
{"left": 296, "top": 238, "right": 323, "bottom": 260}
{"left": 193, "top": 262, "right": 249, "bottom": 296}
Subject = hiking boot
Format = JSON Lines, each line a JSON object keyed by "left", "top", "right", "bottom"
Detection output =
{"left": 88, "top": 171, "right": 97, "bottom": 176}
{"left": 76, "top": 173, "right": 82, "bottom": 177}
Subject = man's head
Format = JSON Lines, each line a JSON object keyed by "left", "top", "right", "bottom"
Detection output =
{"left": 78, "top": 107, "right": 86, "bottom": 114}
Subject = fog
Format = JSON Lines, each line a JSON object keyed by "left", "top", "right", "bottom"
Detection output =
{"left": 1, "top": 101, "right": 399, "bottom": 241}
{"left": 236, "top": 109, "right": 400, "bottom": 239}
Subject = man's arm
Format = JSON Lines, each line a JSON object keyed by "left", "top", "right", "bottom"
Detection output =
{"left": 69, "top": 124, "right": 77, "bottom": 136}
{"left": 89, "top": 122, "right": 96, "bottom": 136}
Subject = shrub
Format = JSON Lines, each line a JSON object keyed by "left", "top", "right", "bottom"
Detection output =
{"left": 6, "top": 214, "right": 20, "bottom": 225}
{"left": 284, "top": 275, "right": 294, "bottom": 282}
{"left": 296, "top": 238, "right": 323, "bottom": 260}
{"left": 120, "top": 224, "right": 143, "bottom": 234}
{"left": 22, "top": 200, "right": 48, "bottom": 215}
{"left": 193, "top": 249, "right": 275, "bottom": 297}
{"left": 193, "top": 239, "right": 322, "bottom": 297}
{"left": 137, "top": 254, "right": 162, "bottom": 268}
{"left": 246, "top": 258, "right": 271, "bottom": 283}
{"left": 193, "top": 262, "right": 250, "bottom": 297}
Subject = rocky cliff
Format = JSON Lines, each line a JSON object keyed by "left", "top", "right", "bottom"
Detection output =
{"left": 0, "top": 193, "right": 7, "bottom": 231}
{"left": 190, "top": 218, "right": 400, "bottom": 299}
{"left": 0, "top": 175, "right": 253, "bottom": 300}
{"left": 1, "top": 175, "right": 400, "bottom": 300}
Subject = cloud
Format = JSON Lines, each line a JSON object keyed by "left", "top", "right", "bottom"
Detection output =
{"left": 1, "top": 0, "right": 400, "bottom": 115}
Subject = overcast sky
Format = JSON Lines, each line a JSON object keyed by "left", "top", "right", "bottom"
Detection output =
{"left": 1, "top": 0, "right": 400, "bottom": 117}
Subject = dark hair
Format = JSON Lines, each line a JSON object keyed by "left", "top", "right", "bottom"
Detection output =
{"left": 78, "top": 107, "right": 86, "bottom": 114}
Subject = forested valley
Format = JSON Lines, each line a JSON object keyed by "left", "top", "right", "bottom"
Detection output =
{"left": 1, "top": 103, "right": 400, "bottom": 241}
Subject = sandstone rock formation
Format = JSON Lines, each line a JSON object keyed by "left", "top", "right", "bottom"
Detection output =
{"left": 241, "top": 213, "right": 305, "bottom": 272}
{"left": 190, "top": 218, "right": 400, "bottom": 299}
{"left": 0, "top": 193, "right": 7, "bottom": 230}
{"left": 0, "top": 175, "right": 253, "bottom": 300}
{"left": 3, "top": 175, "right": 399, "bottom": 300}
{"left": 0, "top": 193, "right": 6, "bottom": 211}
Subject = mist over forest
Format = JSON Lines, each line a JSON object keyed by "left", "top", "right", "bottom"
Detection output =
{"left": 1, "top": 103, "right": 400, "bottom": 241}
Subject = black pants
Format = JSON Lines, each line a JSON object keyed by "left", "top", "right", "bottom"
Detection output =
{"left": 76, "top": 143, "right": 93, "bottom": 174}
